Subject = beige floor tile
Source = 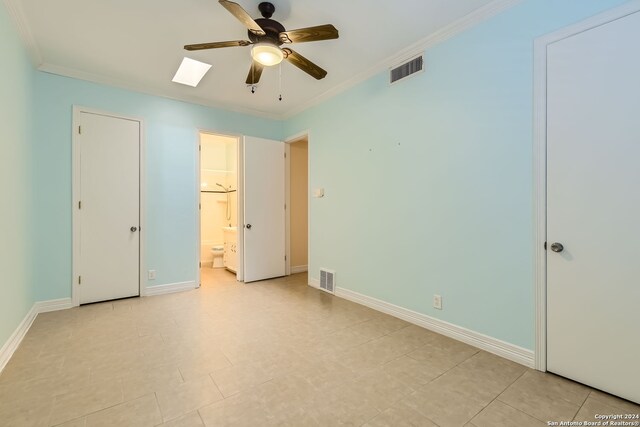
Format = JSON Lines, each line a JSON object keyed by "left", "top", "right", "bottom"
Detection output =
{"left": 588, "top": 389, "right": 640, "bottom": 413}
{"left": 158, "top": 411, "right": 205, "bottom": 427}
{"left": 2, "top": 269, "right": 567, "bottom": 427}
{"left": 471, "top": 400, "right": 546, "bottom": 426}
{"left": 0, "top": 394, "right": 54, "bottom": 427}
{"left": 498, "top": 370, "right": 589, "bottom": 422}
{"left": 364, "top": 400, "right": 438, "bottom": 427}
{"left": 49, "top": 379, "right": 123, "bottom": 426}
{"left": 156, "top": 375, "right": 224, "bottom": 422}
{"left": 209, "top": 359, "right": 276, "bottom": 398}
{"left": 121, "top": 364, "right": 184, "bottom": 401}
{"left": 404, "top": 380, "right": 487, "bottom": 427}
{"left": 574, "top": 396, "right": 639, "bottom": 424}
{"left": 377, "top": 356, "right": 445, "bottom": 389}
{"left": 177, "top": 351, "right": 232, "bottom": 381}
{"left": 85, "top": 394, "right": 162, "bottom": 427}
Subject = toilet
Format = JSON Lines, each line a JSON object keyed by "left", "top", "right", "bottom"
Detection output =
{"left": 211, "top": 245, "right": 224, "bottom": 268}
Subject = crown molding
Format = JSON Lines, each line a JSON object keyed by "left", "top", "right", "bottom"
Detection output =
{"left": 281, "top": 0, "right": 523, "bottom": 119}
{"left": 3, "top": 0, "right": 43, "bottom": 66}
{"left": 38, "top": 63, "right": 283, "bottom": 121}
{"left": 6, "top": 0, "right": 521, "bottom": 122}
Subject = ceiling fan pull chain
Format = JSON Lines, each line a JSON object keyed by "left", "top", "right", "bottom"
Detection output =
{"left": 278, "top": 62, "right": 283, "bottom": 101}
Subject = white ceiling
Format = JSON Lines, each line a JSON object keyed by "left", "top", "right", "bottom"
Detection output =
{"left": 11, "top": 0, "right": 509, "bottom": 118}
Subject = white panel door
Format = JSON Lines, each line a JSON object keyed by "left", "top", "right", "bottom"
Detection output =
{"left": 547, "top": 11, "right": 640, "bottom": 403}
{"left": 243, "top": 136, "right": 285, "bottom": 282}
{"left": 79, "top": 112, "right": 140, "bottom": 304}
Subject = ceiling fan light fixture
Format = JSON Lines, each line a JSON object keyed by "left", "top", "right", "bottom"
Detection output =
{"left": 251, "top": 43, "right": 284, "bottom": 66}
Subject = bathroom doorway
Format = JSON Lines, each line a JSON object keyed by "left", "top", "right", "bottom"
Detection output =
{"left": 285, "top": 134, "right": 309, "bottom": 276}
{"left": 198, "top": 131, "right": 239, "bottom": 287}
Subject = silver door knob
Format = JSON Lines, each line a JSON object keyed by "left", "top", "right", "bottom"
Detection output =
{"left": 550, "top": 242, "right": 564, "bottom": 253}
{"left": 245, "top": 224, "right": 252, "bottom": 229}
{"left": 130, "top": 226, "right": 138, "bottom": 232}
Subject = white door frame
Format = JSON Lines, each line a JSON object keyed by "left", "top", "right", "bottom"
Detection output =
{"left": 71, "top": 106, "right": 145, "bottom": 306}
{"left": 284, "top": 130, "right": 310, "bottom": 276}
{"left": 196, "top": 130, "right": 243, "bottom": 285}
{"left": 532, "top": 0, "right": 640, "bottom": 371}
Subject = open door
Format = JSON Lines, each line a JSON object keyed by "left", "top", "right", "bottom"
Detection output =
{"left": 243, "top": 136, "right": 285, "bottom": 282}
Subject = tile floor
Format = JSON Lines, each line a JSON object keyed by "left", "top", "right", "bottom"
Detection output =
{"left": 0, "top": 269, "right": 637, "bottom": 426}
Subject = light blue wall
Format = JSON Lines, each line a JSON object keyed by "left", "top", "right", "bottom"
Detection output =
{"left": 284, "top": 0, "right": 630, "bottom": 349}
{"left": 0, "top": 6, "right": 36, "bottom": 347}
{"left": 33, "top": 73, "right": 282, "bottom": 300}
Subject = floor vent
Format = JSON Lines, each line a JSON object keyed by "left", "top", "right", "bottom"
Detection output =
{"left": 390, "top": 54, "right": 424, "bottom": 84}
{"left": 319, "top": 269, "right": 335, "bottom": 294}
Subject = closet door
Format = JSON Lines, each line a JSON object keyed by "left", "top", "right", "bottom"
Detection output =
{"left": 546, "top": 11, "right": 640, "bottom": 403}
{"left": 78, "top": 111, "right": 140, "bottom": 304}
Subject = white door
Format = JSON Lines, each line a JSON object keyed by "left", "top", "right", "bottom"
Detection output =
{"left": 547, "top": 11, "right": 640, "bottom": 403}
{"left": 243, "top": 136, "right": 285, "bottom": 282}
{"left": 79, "top": 112, "right": 140, "bottom": 304}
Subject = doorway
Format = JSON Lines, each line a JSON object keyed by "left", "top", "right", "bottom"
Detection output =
{"left": 72, "top": 107, "right": 143, "bottom": 305}
{"left": 534, "top": 5, "right": 640, "bottom": 403}
{"left": 198, "top": 132, "right": 239, "bottom": 287}
{"left": 286, "top": 135, "right": 309, "bottom": 276}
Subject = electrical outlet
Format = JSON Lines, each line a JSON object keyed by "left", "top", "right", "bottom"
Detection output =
{"left": 148, "top": 270, "right": 156, "bottom": 280}
{"left": 433, "top": 294, "right": 443, "bottom": 310}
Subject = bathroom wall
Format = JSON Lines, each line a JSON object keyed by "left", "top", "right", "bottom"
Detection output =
{"left": 0, "top": 3, "right": 36, "bottom": 351}
{"left": 200, "top": 133, "right": 238, "bottom": 264}
{"left": 284, "top": 0, "right": 632, "bottom": 350}
{"left": 289, "top": 139, "right": 308, "bottom": 270}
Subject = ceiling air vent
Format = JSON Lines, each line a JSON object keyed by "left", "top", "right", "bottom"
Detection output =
{"left": 319, "top": 269, "right": 335, "bottom": 294}
{"left": 390, "top": 54, "right": 424, "bottom": 85}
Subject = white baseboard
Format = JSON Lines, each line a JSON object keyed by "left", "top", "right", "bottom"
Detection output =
{"left": 308, "top": 278, "right": 320, "bottom": 289}
{"left": 0, "top": 297, "right": 73, "bottom": 374}
{"left": 143, "top": 281, "right": 196, "bottom": 297}
{"left": 0, "top": 305, "right": 38, "bottom": 373}
{"left": 291, "top": 265, "right": 308, "bottom": 274}
{"left": 335, "top": 287, "right": 535, "bottom": 368}
{"left": 34, "top": 298, "right": 73, "bottom": 313}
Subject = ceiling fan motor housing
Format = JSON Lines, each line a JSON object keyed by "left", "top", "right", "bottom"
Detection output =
{"left": 249, "top": 18, "right": 285, "bottom": 45}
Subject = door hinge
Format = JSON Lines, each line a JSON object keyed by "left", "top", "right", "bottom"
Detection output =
{"left": 285, "top": 255, "right": 287, "bottom": 261}
{"left": 199, "top": 203, "right": 201, "bottom": 210}
{"left": 199, "top": 262, "right": 201, "bottom": 268}
{"left": 199, "top": 145, "right": 201, "bottom": 152}
{"left": 78, "top": 201, "right": 82, "bottom": 209}
{"left": 284, "top": 203, "right": 286, "bottom": 210}
{"left": 78, "top": 125, "right": 82, "bottom": 135}
{"left": 284, "top": 152, "right": 286, "bottom": 158}
{"left": 78, "top": 276, "right": 82, "bottom": 285}
{"left": 544, "top": 241, "right": 547, "bottom": 250}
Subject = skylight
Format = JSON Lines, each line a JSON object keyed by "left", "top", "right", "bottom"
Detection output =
{"left": 172, "top": 58, "right": 212, "bottom": 87}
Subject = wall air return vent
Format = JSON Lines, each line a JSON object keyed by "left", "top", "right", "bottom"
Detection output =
{"left": 319, "top": 269, "right": 335, "bottom": 294}
{"left": 390, "top": 54, "right": 424, "bottom": 85}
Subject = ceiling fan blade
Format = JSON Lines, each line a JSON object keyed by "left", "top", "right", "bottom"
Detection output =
{"left": 219, "top": 0, "right": 265, "bottom": 36}
{"left": 282, "top": 48, "right": 327, "bottom": 80}
{"left": 245, "top": 61, "right": 264, "bottom": 84}
{"left": 279, "top": 24, "right": 339, "bottom": 44}
{"left": 184, "top": 40, "right": 251, "bottom": 51}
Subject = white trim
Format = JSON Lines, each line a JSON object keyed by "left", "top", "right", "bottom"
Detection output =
{"left": 532, "top": 0, "right": 640, "bottom": 373}
{"left": 5, "top": 0, "right": 520, "bottom": 121}
{"left": 291, "top": 265, "right": 308, "bottom": 274}
{"left": 0, "top": 305, "right": 37, "bottom": 373}
{"left": 72, "top": 106, "right": 146, "bottom": 306}
{"left": 284, "top": 131, "right": 311, "bottom": 278}
{"left": 33, "top": 298, "right": 73, "bottom": 313}
{"left": 308, "top": 278, "right": 320, "bottom": 289}
{"left": 2, "top": 0, "right": 43, "bottom": 66}
{"left": 38, "top": 64, "right": 281, "bottom": 121}
{"left": 0, "top": 298, "right": 73, "bottom": 373}
{"left": 143, "top": 281, "right": 197, "bottom": 297}
{"left": 281, "top": 0, "right": 522, "bottom": 119}
{"left": 284, "top": 143, "right": 291, "bottom": 276}
{"left": 335, "top": 287, "right": 534, "bottom": 368}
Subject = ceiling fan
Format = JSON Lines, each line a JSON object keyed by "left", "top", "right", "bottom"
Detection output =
{"left": 184, "top": 0, "right": 339, "bottom": 85}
